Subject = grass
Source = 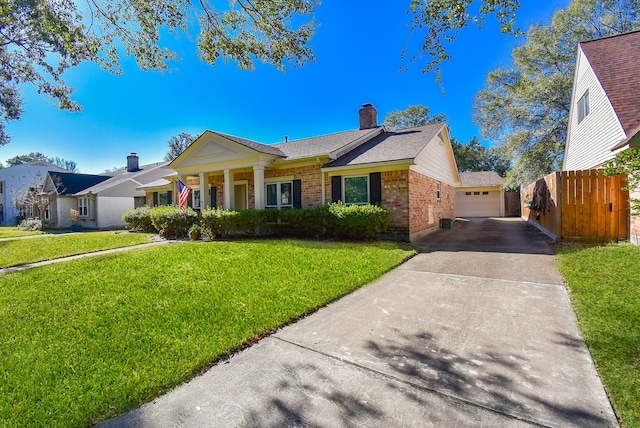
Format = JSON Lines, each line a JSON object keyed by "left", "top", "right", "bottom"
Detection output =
{"left": 556, "top": 242, "right": 640, "bottom": 428}
{"left": 0, "top": 239, "right": 416, "bottom": 427}
{"left": 0, "top": 226, "right": 46, "bottom": 239}
{"left": 0, "top": 231, "right": 153, "bottom": 268}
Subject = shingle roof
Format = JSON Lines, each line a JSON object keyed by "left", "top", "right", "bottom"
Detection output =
{"left": 459, "top": 171, "right": 503, "bottom": 187}
{"left": 324, "top": 123, "right": 443, "bottom": 168}
{"left": 213, "top": 132, "right": 285, "bottom": 157}
{"left": 272, "top": 127, "right": 383, "bottom": 160}
{"left": 580, "top": 30, "right": 640, "bottom": 139}
{"left": 77, "top": 161, "right": 173, "bottom": 196}
{"left": 49, "top": 172, "right": 111, "bottom": 195}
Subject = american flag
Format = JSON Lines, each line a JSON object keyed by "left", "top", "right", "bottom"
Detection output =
{"left": 178, "top": 180, "right": 191, "bottom": 213}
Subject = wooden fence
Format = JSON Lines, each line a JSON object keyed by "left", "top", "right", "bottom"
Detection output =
{"left": 522, "top": 170, "right": 629, "bottom": 240}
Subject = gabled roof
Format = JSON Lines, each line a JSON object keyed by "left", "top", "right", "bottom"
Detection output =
{"left": 210, "top": 131, "right": 285, "bottom": 157}
{"left": 580, "top": 30, "right": 640, "bottom": 139}
{"left": 48, "top": 172, "right": 110, "bottom": 196}
{"left": 459, "top": 171, "right": 503, "bottom": 187}
{"left": 324, "top": 123, "right": 443, "bottom": 168}
{"left": 76, "top": 161, "right": 172, "bottom": 197}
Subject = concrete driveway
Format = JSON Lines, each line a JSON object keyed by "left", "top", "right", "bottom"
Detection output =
{"left": 101, "top": 218, "right": 618, "bottom": 427}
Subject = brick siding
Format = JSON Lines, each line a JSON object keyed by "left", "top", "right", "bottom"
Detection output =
{"left": 408, "top": 169, "right": 456, "bottom": 240}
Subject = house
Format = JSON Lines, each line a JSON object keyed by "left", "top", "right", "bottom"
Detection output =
{"left": 43, "top": 154, "right": 173, "bottom": 229}
{"left": 456, "top": 171, "right": 505, "bottom": 217}
{"left": 143, "top": 104, "right": 460, "bottom": 241}
{"left": 0, "top": 161, "right": 68, "bottom": 226}
{"left": 563, "top": 30, "right": 640, "bottom": 244}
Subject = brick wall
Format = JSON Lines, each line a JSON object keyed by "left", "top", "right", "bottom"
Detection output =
{"left": 409, "top": 169, "right": 456, "bottom": 241}
{"left": 265, "top": 164, "right": 323, "bottom": 208}
{"left": 381, "top": 170, "right": 410, "bottom": 231}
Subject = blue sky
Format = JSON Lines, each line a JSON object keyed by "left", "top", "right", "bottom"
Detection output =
{"left": 3, "top": 1, "right": 568, "bottom": 174}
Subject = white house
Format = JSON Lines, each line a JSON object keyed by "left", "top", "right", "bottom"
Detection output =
{"left": 44, "top": 154, "right": 173, "bottom": 229}
{"left": 563, "top": 30, "right": 640, "bottom": 244}
{"left": 0, "top": 161, "right": 67, "bottom": 226}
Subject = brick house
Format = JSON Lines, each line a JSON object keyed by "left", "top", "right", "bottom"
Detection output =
{"left": 563, "top": 30, "right": 640, "bottom": 245}
{"left": 144, "top": 104, "right": 460, "bottom": 242}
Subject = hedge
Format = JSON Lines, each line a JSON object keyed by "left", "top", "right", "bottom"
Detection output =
{"left": 123, "top": 203, "right": 391, "bottom": 241}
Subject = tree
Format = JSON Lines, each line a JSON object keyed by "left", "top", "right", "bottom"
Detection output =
{"left": 0, "top": 0, "right": 318, "bottom": 145}
{"left": 452, "top": 137, "right": 511, "bottom": 177}
{"left": 384, "top": 104, "right": 447, "bottom": 130}
{"left": 603, "top": 148, "right": 640, "bottom": 215}
{"left": 6, "top": 152, "right": 78, "bottom": 172}
{"left": 164, "top": 132, "right": 198, "bottom": 161}
{"left": 405, "top": 0, "right": 520, "bottom": 82}
{"left": 474, "top": 0, "right": 640, "bottom": 188}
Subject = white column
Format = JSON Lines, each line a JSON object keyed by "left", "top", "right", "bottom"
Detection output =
{"left": 253, "top": 165, "right": 265, "bottom": 210}
{"left": 199, "top": 173, "right": 207, "bottom": 209}
{"left": 223, "top": 169, "right": 231, "bottom": 209}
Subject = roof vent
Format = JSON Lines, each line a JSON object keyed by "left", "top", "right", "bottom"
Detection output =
{"left": 127, "top": 153, "right": 140, "bottom": 172}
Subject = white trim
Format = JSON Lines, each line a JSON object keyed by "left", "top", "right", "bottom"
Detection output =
{"left": 264, "top": 175, "right": 294, "bottom": 183}
{"left": 322, "top": 159, "right": 412, "bottom": 174}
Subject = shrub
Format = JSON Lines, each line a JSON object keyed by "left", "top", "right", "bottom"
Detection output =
{"left": 328, "top": 202, "right": 391, "bottom": 240}
{"left": 279, "top": 205, "right": 330, "bottom": 237}
{"left": 18, "top": 218, "right": 43, "bottom": 231}
{"left": 121, "top": 206, "right": 156, "bottom": 233}
{"left": 149, "top": 206, "right": 199, "bottom": 239}
{"left": 200, "top": 208, "right": 278, "bottom": 238}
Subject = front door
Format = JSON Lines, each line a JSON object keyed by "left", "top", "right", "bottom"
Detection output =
{"left": 234, "top": 184, "right": 247, "bottom": 210}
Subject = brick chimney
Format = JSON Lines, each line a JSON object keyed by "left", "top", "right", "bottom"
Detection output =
{"left": 359, "top": 103, "right": 377, "bottom": 130}
{"left": 127, "top": 153, "right": 140, "bottom": 172}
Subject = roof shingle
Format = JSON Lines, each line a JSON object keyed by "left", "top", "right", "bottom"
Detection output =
{"left": 459, "top": 171, "right": 503, "bottom": 187}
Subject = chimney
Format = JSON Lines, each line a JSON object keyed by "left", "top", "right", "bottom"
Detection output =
{"left": 127, "top": 153, "right": 140, "bottom": 172}
{"left": 359, "top": 103, "right": 377, "bottom": 130}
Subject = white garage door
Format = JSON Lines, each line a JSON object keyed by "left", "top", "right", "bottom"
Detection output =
{"left": 456, "top": 190, "right": 501, "bottom": 217}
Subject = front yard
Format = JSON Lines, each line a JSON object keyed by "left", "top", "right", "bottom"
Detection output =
{"left": 0, "top": 238, "right": 415, "bottom": 427}
{"left": 556, "top": 242, "right": 640, "bottom": 428}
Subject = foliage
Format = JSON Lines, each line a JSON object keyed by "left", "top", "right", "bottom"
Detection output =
{"left": 474, "top": 0, "right": 640, "bottom": 188}
{"left": 164, "top": 132, "right": 198, "bottom": 161}
{"left": 0, "top": 231, "right": 152, "bottom": 268}
{"left": 199, "top": 204, "right": 391, "bottom": 240}
{"left": 328, "top": 202, "right": 391, "bottom": 239}
{"left": 383, "top": 104, "right": 447, "bottom": 130}
{"left": 452, "top": 136, "right": 510, "bottom": 177}
{"left": 603, "top": 148, "right": 640, "bottom": 215}
{"left": 556, "top": 242, "right": 640, "bottom": 427}
{"left": 0, "top": 0, "right": 317, "bottom": 146}
{"left": 17, "top": 218, "right": 43, "bottom": 232}
{"left": 148, "top": 206, "right": 199, "bottom": 238}
{"left": 122, "top": 206, "right": 156, "bottom": 233}
{"left": 0, "top": 240, "right": 415, "bottom": 426}
{"left": 5, "top": 152, "right": 78, "bottom": 172}
{"left": 405, "top": 0, "right": 520, "bottom": 82}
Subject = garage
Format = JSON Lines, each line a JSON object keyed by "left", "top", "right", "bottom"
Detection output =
{"left": 456, "top": 171, "right": 504, "bottom": 217}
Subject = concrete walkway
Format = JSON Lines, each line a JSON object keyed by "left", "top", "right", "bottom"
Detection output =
{"left": 100, "top": 218, "right": 618, "bottom": 428}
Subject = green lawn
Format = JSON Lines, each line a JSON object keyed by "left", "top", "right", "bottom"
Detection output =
{"left": 0, "top": 239, "right": 416, "bottom": 427}
{"left": 0, "top": 226, "right": 46, "bottom": 239}
{"left": 0, "top": 231, "right": 153, "bottom": 268}
{"left": 556, "top": 242, "right": 640, "bottom": 428}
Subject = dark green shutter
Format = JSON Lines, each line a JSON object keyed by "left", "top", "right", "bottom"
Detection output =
{"left": 153, "top": 192, "right": 158, "bottom": 206}
{"left": 293, "top": 180, "right": 302, "bottom": 209}
{"left": 167, "top": 191, "right": 173, "bottom": 206}
{"left": 210, "top": 187, "right": 217, "bottom": 208}
{"left": 369, "top": 172, "right": 382, "bottom": 205}
{"left": 187, "top": 190, "right": 193, "bottom": 208}
{"left": 331, "top": 176, "right": 342, "bottom": 203}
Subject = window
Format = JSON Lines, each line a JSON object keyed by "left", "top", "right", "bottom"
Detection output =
{"left": 78, "top": 198, "right": 88, "bottom": 217}
{"left": 0, "top": 181, "right": 3, "bottom": 194}
{"left": 266, "top": 182, "right": 293, "bottom": 209}
{"left": 474, "top": 192, "right": 480, "bottom": 195}
{"left": 482, "top": 191, "right": 489, "bottom": 195}
{"left": 578, "top": 90, "right": 590, "bottom": 123}
{"left": 465, "top": 192, "right": 472, "bottom": 196}
{"left": 158, "top": 191, "right": 170, "bottom": 206}
{"left": 436, "top": 181, "right": 441, "bottom": 200}
{"left": 344, "top": 176, "right": 369, "bottom": 205}
{"left": 192, "top": 189, "right": 201, "bottom": 209}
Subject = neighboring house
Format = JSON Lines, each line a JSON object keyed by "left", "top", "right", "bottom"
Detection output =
{"left": 563, "top": 30, "right": 640, "bottom": 244}
{"left": 44, "top": 154, "right": 173, "bottom": 229}
{"left": 456, "top": 171, "right": 505, "bottom": 217}
{"left": 144, "top": 104, "right": 461, "bottom": 241}
{"left": 0, "top": 161, "right": 68, "bottom": 226}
